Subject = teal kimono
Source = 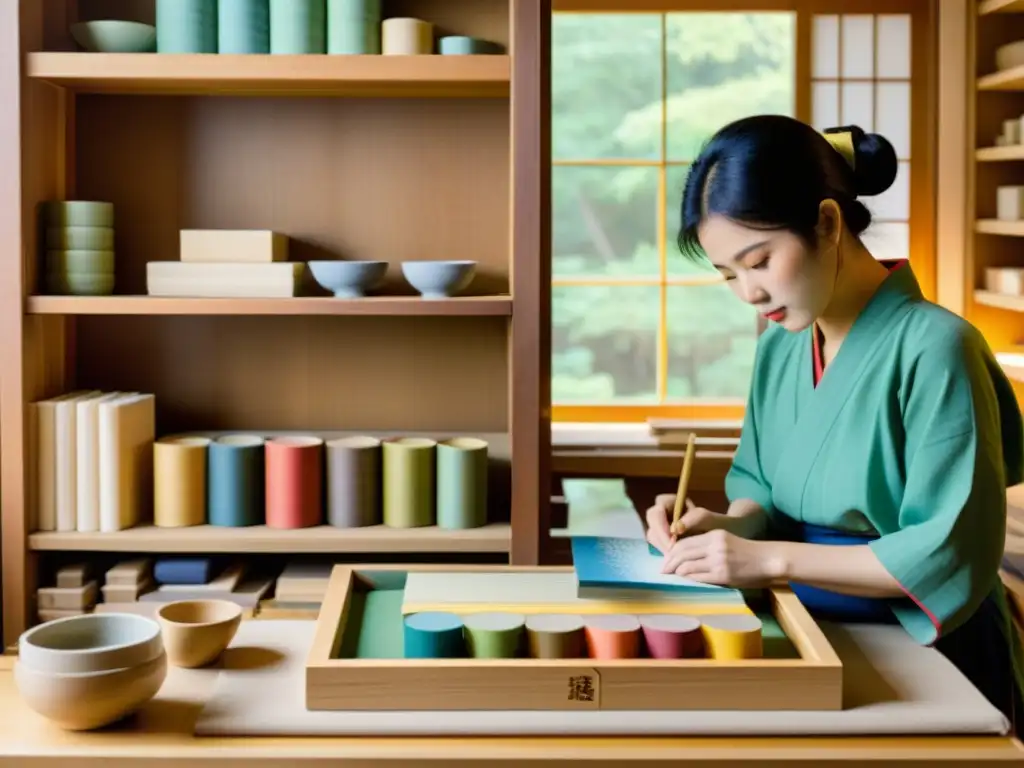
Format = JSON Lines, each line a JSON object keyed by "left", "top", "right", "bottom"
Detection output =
{"left": 726, "top": 262, "right": 1024, "bottom": 729}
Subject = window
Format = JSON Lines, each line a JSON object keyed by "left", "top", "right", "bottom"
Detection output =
{"left": 550, "top": 2, "right": 930, "bottom": 426}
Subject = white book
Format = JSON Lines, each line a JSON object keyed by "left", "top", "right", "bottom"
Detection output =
{"left": 32, "top": 390, "right": 99, "bottom": 532}
{"left": 98, "top": 393, "right": 156, "bottom": 532}
{"left": 76, "top": 392, "right": 131, "bottom": 532}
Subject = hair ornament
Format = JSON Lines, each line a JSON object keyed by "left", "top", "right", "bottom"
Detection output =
{"left": 823, "top": 128, "right": 856, "bottom": 170}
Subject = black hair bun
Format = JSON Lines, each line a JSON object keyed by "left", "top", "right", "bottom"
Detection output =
{"left": 843, "top": 125, "right": 898, "bottom": 197}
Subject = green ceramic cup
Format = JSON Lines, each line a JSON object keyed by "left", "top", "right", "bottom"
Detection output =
{"left": 382, "top": 437, "right": 435, "bottom": 528}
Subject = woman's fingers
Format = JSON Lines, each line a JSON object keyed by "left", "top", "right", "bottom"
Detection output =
{"left": 645, "top": 501, "right": 673, "bottom": 554}
{"left": 660, "top": 535, "right": 707, "bottom": 573}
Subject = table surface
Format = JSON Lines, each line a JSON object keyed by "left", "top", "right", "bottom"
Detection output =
{"left": 0, "top": 656, "right": 1021, "bottom": 766}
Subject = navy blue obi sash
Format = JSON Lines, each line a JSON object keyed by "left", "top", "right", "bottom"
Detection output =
{"left": 788, "top": 523, "right": 896, "bottom": 623}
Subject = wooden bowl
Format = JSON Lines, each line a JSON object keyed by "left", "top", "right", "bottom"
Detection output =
{"left": 156, "top": 599, "right": 242, "bottom": 668}
{"left": 14, "top": 651, "right": 167, "bottom": 731}
{"left": 18, "top": 613, "right": 164, "bottom": 675}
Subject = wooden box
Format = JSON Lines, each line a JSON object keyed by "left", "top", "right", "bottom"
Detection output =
{"left": 305, "top": 564, "right": 843, "bottom": 712}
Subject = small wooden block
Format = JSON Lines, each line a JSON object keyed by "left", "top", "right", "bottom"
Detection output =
{"left": 105, "top": 558, "right": 153, "bottom": 586}
{"left": 180, "top": 229, "right": 288, "bottom": 263}
{"left": 55, "top": 562, "right": 92, "bottom": 588}
{"left": 37, "top": 581, "right": 97, "bottom": 611}
{"left": 38, "top": 607, "right": 90, "bottom": 623}
{"left": 101, "top": 578, "right": 155, "bottom": 603}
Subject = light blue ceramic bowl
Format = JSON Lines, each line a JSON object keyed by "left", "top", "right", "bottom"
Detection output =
{"left": 309, "top": 260, "right": 388, "bottom": 298}
{"left": 401, "top": 260, "right": 477, "bottom": 299}
{"left": 71, "top": 20, "right": 157, "bottom": 53}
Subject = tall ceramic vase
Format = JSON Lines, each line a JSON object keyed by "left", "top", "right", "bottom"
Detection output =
{"left": 270, "top": 0, "right": 327, "bottom": 53}
{"left": 219, "top": 0, "right": 271, "bottom": 53}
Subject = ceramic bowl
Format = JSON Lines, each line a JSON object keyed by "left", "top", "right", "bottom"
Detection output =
{"left": 42, "top": 201, "right": 114, "bottom": 228}
{"left": 46, "top": 249, "right": 115, "bottom": 274}
{"left": 308, "top": 260, "right": 388, "bottom": 298}
{"left": 18, "top": 613, "right": 164, "bottom": 675}
{"left": 46, "top": 271, "right": 115, "bottom": 296}
{"left": 46, "top": 226, "right": 115, "bottom": 251}
{"left": 400, "top": 260, "right": 477, "bottom": 299}
{"left": 14, "top": 651, "right": 167, "bottom": 731}
{"left": 70, "top": 20, "right": 157, "bottom": 53}
{"left": 156, "top": 599, "right": 242, "bottom": 668}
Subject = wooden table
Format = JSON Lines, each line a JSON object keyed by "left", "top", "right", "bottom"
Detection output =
{"left": 0, "top": 656, "right": 1020, "bottom": 766}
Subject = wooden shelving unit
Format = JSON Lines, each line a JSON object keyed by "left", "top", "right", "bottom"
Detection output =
{"left": 26, "top": 52, "right": 511, "bottom": 97}
{"left": 26, "top": 295, "right": 515, "bottom": 316}
{"left": 0, "top": 0, "right": 552, "bottom": 646}
{"left": 28, "top": 523, "right": 512, "bottom": 554}
{"left": 966, "top": 4, "right": 1024, "bottom": 372}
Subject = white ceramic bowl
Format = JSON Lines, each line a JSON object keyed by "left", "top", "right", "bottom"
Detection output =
{"left": 70, "top": 20, "right": 157, "bottom": 53}
{"left": 400, "top": 260, "right": 477, "bottom": 299}
{"left": 18, "top": 613, "right": 164, "bottom": 674}
{"left": 308, "top": 260, "right": 388, "bottom": 298}
{"left": 14, "top": 651, "right": 167, "bottom": 731}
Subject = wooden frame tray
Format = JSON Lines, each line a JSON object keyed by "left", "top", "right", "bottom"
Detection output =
{"left": 305, "top": 564, "right": 843, "bottom": 712}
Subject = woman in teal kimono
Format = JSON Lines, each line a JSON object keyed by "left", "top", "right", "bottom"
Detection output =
{"left": 646, "top": 114, "right": 1024, "bottom": 733}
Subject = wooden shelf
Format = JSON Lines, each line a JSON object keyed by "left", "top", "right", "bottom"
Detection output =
{"left": 26, "top": 295, "right": 513, "bottom": 316}
{"left": 977, "top": 145, "right": 1024, "bottom": 161}
{"left": 25, "top": 53, "right": 511, "bottom": 98}
{"left": 974, "top": 289, "right": 1024, "bottom": 311}
{"left": 978, "top": 64, "right": 1024, "bottom": 91}
{"left": 28, "top": 522, "right": 512, "bottom": 554}
{"left": 979, "top": 0, "right": 1024, "bottom": 13}
{"left": 976, "top": 219, "right": 1024, "bottom": 236}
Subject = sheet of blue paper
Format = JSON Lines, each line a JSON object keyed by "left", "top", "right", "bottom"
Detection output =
{"left": 571, "top": 536, "right": 741, "bottom": 599}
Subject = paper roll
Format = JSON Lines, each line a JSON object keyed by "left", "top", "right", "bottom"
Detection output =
{"left": 584, "top": 614, "right": 641, "bottom": 659}
{"left": 701, "top": 614, "right": 763, "bottom": 659}
{"left": 382, "top": 437, "right": 435, "bottom": 528}
{"left": 153, "top": 437, "right": 210, "bottom": 528}
{"left": 404, "top": 612, "right": 464, "bottom": 658}
{"left": 219, "top": 0, "right": 271, "bottom": 53}
{"left": 436, "top": 437, "right": 487, "bottom": 529}
{"left": 326, "top": 436, "right": 380, "bottom": 528}
{"left": 381, "top": 17, "right": 432, "bottom": 55}
{"left": 265, "top": 436, "right": 324, "bottom": 529}
{"left": 156, "top": 0, "right": 217, "bottom": 53}
{"left": 525, "top": 614, "right": 586, "bottom": 658}
{"left": 463, "top": 612, "right": 525, "bottom": 658}
{"left": 639, "top": 614, "right": 704, "bottom": 659}
{"left": 327, "top": 0, "right": 381, "bottom": 53}
{"left": 207, "top": 434, "right": 265, "bottom": 527}
{"left": 270, "top": 0, "right": 326, "bottom": 53}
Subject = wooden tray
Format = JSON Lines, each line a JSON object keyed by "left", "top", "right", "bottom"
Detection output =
{"left": 305, "top": 564, "right": 843, "bottom": 712}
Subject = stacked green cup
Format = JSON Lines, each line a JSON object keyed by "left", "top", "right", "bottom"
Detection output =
{"left": 42, "top": 201, "right": 115, "bottom": 296}
{"left": 327, "top": 0, "right": 381, "bottom": 54}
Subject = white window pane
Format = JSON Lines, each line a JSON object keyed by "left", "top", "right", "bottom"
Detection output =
{"left": 870, "top": 161, "right": 910, "bottom": 220}
{"left": 841, "top": 82, "right": 874, "bottom": 131}
{"left": 812, "top": 81, "right": 839, "bottom": 130}
{"left": 861, "top": 221, "right": 909, "bottom": 261}
{"left": 876, "top": 15, "right": 910, "bottom": 79}
{"left": 841, "top": 15, "right": 874, "bottom": 78}
{"left": 875, "top": 81, "right": 911, "bottom": 159}
{"left": 813, "top": 15, "right": 839, "bottom": 78}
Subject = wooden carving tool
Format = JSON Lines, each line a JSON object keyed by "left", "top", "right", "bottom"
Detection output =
{"left": 669, "top": 432, "right": 697, "bottom": 545}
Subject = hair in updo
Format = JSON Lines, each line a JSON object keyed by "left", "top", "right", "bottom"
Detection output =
{"left": 677, "top": 114, "right": 898, "bottom": 259}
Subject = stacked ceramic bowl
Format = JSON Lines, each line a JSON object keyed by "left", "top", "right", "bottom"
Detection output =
{"left": 14, "top": 613, "right": 167, "bottom": 730}
{"left": 42, "top": 201, "right": 115, "bottom": 296}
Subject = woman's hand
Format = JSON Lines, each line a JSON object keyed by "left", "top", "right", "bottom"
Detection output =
{"left": 659, "top": 529, "right": 782, "bottom": 587}
{"left": 644, "top": 495, "right": 735, "bottom": 555}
